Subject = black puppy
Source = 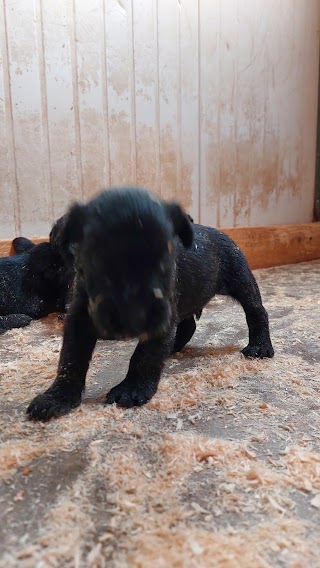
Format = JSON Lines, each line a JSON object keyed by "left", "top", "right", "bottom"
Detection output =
{"left": 0, "top": 217, "right": 73, "bottom": 334}
{"left": 27, "top": 187, "right": 273, "bottom": 422}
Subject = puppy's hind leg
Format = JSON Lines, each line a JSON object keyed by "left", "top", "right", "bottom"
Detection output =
{"left": 172, "top": 316, "right": 196, "bottom": 354}
{"left": 227, "top": 262, "right": 274, "bottom": 359}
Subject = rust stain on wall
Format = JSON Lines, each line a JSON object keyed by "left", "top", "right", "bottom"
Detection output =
{"left": 158, "top": 125, "right": 178, "bottom": 202}
{"left": 108, "top": 110, "right": 133, "bottom": 186}
{"left": 180, "top": 161, "right": 193, "bottom": 212}
{"left": 80, "top": 107, "right": 109, "bottom": 198}
{"left": 135, "top": 125, "right": 157, "bottom": 190}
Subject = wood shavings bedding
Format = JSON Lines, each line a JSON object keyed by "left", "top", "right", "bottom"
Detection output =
{"left": 1, "top": 262, "right": 320, "bottom": 566}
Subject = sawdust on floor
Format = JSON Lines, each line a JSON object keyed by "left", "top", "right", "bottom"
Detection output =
{"left": 1, "top": 261, "right": 320, "bottom": 567}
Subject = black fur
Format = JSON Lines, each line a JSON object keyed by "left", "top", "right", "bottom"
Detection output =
{"left": 0, "top": 217, "right": 74, "bottom": 334}
{"left": 11, "top": 237, "right": 35, "bottom": 254}
{"left": 27, "top": 187, "right": 274, "bottom": 422}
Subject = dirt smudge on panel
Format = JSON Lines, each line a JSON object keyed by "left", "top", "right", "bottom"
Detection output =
{"left": 48, "top": 117, "right": 80, "bottom": 219}
{"left": 219, "top": 141, "right": 236, "bottom": 198}
{"left": 180, "top": 161, "right": 193, "bottom": 211}
{"left": 108, "top": 70, "right": 131, "bottom": 98}
{"left": 159, "top": 126, "right": 192, "bottom": 211}
{"left": 108, "top": 110, "right": 133, "bottom": 186}
{"left": 135, "top": 124, "right": 157, "bottom": 190}
{"left": 11, "top": 113, "right": 49, "bottom": 233}
{"left": 159, "top": 125, "right": 178, "bottom": 201}
{"left": 204, "top": 141, "right": 218, "bottom": 210}
{"left": 78, "top": 72, "right": 99, "bottom": 95}
{"left": 80, "top": 107, "right": 109, "bottom": 199}
{"left": 234, "top": 140, "right": 252, "bottom": 225}
{"left": 278, "top": 173, "right": 301, "bottom": 198}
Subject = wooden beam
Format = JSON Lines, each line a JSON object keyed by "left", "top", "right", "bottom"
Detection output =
{"left": 1, "top": 223, "right": 320, "bottom": 270}
{"left": 222, "top": 222, "right": 320, "bottom": 269}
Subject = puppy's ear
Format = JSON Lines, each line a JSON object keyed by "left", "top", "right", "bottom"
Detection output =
{"left": 11, "top": 237, "right": 35, "bottom": 255}
{"left": 164, "top": 202, "right": 193, "bottom": 247}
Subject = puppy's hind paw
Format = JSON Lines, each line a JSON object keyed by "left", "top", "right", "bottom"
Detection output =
{"left": 105, "top": 380, "right": 157, "bottom": 408}
{"left": 27, "top": 387, "right": 81, "bottom": 422}
{"left": 242, "top": 343, "right": 274, "bottom": 359}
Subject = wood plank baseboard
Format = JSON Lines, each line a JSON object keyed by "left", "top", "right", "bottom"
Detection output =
{"left": 1, "top": 223, "right": 320, "bottom": 270}
{"left": 222, "top": 223, "right": 320, "bottom": 269}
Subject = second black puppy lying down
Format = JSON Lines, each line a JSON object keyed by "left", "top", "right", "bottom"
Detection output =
{"left": 0, "top": 217, "right": 73, "bottom": 334}
{"left": 27, "top": 187, "right": 274, "bottom": 421}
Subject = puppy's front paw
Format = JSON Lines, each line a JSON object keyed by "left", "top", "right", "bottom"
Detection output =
{"left": 242, "top": 342, "right": 274, "bottom": 359}
{"left": 105, "top": 380, "right": 157, "bottom": 408}
{"left": 27, "top": 387, "right": 81, "bottom": 422}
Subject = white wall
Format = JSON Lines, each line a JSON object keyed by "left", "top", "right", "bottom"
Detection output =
{"left": 0, "top": 0, "right": 319, "bottom": 238}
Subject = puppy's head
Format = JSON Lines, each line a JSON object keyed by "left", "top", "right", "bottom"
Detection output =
{"left": 11, "top": 237, "right": 35, "bottom": 256}
{"left": 60, "top": 187, "right": 193, "bottom": 340}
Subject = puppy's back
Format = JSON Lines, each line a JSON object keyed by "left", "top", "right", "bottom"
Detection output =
{"left": 175, "top": 223, "right": 253, "bottom": 318}
{"left": 177, "top": 223, "right": 244, "bottom": 275}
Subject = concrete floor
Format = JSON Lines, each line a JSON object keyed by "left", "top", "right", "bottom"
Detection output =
{"left": 1, "top": 262, "right": 320, "bottom": 567}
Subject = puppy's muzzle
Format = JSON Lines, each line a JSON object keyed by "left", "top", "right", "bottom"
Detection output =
{"left": 88, "top": 292, "right": 171, "bottom": 340}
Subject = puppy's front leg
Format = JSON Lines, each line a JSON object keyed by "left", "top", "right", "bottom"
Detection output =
{"left": 106, "top": 328, "right": 175, "bottom": 408}
{"left": 27, "top": 295, "right": 97, "bottom": 421}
